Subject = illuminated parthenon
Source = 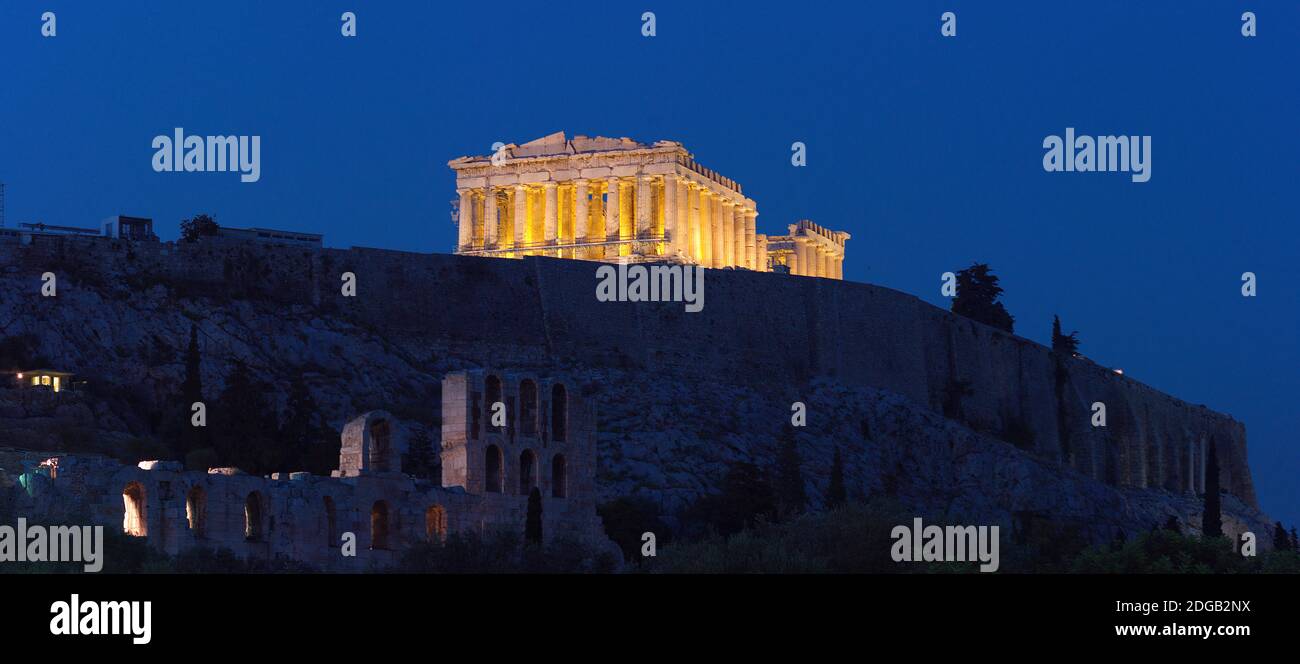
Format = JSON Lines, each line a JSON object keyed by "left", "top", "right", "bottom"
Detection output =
{"left": 448, "top": 132, "right": 848, "bottom": 278}
{"left": 765, "top": 221, "right": 850, "bottom": 279}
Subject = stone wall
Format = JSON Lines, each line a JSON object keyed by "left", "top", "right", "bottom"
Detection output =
{"left": 0, "top": 234, "right": 1257, "bottom": 508}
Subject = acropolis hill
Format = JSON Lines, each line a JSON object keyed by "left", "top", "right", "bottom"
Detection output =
{"left": 0, "top": 232, "right": 1270, "bottom": 547}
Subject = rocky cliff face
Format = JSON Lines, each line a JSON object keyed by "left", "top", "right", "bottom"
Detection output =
{"left": 0, "top": 236, "right": 1270, "bottom": 543}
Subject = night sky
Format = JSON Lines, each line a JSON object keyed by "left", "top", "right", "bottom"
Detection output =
{"left": 2, "top": 1, "right": 1295, "bottom": 527}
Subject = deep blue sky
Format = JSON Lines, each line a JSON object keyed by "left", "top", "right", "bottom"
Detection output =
{"left": 2, "top": 1, "right": 1296, "bottom": 527}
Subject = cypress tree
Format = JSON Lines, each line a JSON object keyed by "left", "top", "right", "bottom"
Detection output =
{"left": 1202, "top": 438, "right": 1222, "bottom": 538}
{"left": 951, "top": 263, "right": 1015, "bottom": 333}
{"left": 525, "top": 487, "right": 543, "bottom": 545}
{"left": 1273, "top": 522, "right": 1292, "bottom": 552}
{"left": 1051, "top": 314, "right": 1080, "bottom": 356}
{"left": 774, "top": 424, "right": 807, "bottom": 518}
{"left": 179, "top": 323, "right": 205, "bottom": 454}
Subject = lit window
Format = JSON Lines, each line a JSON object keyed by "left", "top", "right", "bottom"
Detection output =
{"left": 41, "top": 376, "right": 50, "bottom": 386}
{"left": 31, "top": 376, "right": 39, "bottom": 386}
{"left": 52, "top": 377, "right": 60, "bottom": 393}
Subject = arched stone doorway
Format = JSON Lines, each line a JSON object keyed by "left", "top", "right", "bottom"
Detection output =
{"left": 485, "top": 445, "right": 503, "bottom": 493}
{"left": 122, "top": 482, "right": 147, "bottom": 537}
{"left": 371, "top": 500, "right": 390, "bottom": 550}
{"left": 519, "top": 449, "right": 537, "bottom": 495}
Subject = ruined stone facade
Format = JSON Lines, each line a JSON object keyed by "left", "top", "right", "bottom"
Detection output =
{"left": 765, "top": 220, "right": 850, "bottom": 279}
{"left": 449, "top": 132, "right": 849, "bottom": 278}
{"left": 14, "top": 370, "right": 614, "bottom": 569}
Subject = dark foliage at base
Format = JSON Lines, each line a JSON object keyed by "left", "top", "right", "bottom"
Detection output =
{"left": 394, "top": 531, "right": 617, "bottom": 573}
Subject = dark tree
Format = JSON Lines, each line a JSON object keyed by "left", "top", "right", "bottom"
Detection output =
{"left": 951, "top": 263, "right": 1015, "bottom": 333}
{"left": 1051, "top": 314, "right": 1081, "bottom": 356}
{"left": 684, "top": 462, "right": 776, "bottom": 536}
{"left": 1202, "top": 438, "right": 1222, "bottom": 538}
{"left": 177, "top": 323, "right": 206, "bottom": 455}
{"left": 774, "top": 425, "right": 807, "bottom": 519}
{"left": 280, "top": 379, "right": 328, "bottom": 473}
{"left": 1163, "top": 516, "right": 1182, "bottom": 533}
{"left": 826, "top": 446, "right": 847, "bottom": 508}
{"left": 212, "top": 359, "right": 277, "bottom": 473}
{"left": 180, "top": 214, "right": 220, "bottom": 242}
{"left": 597, "top": 496, "right": 671, "bottom": 564}
{"left": 1292, "top": 527, "right": 1298, "bottom": 552}
{"left": 525, "top": 487, "right": 543, "bottom": 545}
{"left": 1273, "top": 522, "right": 1293, "bottom": 552}
{"left": 401, "top": 428, "right": 439, "bottom": 480}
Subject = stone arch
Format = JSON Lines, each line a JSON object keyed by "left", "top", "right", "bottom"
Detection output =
{"left": 551, "top": 454, "right": 567, "bottom": 498}
{"left": 520, "top": 379, "right": 538, "bottom": 437}
{"left": 324, "top": 496, "right": 338, "bottom": 548}
{"left": 371, "top": 500, "right": 390, "bottom": 550}
{"left": 485, "top": 444, "right": 503, "bottom": 493}
{"left": 519, "top": 449, "right": 537, "bottom": 495}
{"left": 425, "top": 505, "right": 447, "bottom": 544}
{"left": 122, "top": 482, "right": 147, "bottom": 537}
{"left": 244, "top": 491, "right": 266, "bottom": 542}
{"left": 185, "top": 485, "right": 207, "bottom": 539}
{"left": 551, "top": 383, "right": 568, "bottom": 442}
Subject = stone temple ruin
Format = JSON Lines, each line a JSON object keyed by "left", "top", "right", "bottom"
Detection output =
{"left": 12, "top": 369, "right": 614, "bottom": 569}
{"left": 449, "top": 131, "right": 850, "bottom": 278}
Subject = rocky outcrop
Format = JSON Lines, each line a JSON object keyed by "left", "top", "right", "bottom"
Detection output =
{"left": 0, "top": 235, "right": 1269, "bottom": 543}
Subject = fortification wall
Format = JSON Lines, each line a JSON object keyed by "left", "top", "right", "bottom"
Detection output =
{"left": 0, "top": 235, "right": 1255, "bottom": 507}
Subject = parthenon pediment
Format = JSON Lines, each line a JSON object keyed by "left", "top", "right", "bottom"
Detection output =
{"left": 511, "top": 132, "right": 654, "bottom": 158}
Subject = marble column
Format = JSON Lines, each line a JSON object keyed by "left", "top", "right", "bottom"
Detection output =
{"left": 796, "top": 237, "right": 813, "bottom": 276}
{"left": 605, "top": 177, "right": 621, "bottom": 244}
{"left": 635, "top": 175, "right": 652, "bottom": 240}
{"left": 731, "top": 204, "right": 744, "bottom": 269}
{"left": 513, "top": 185, "right": 528, "bottom": 251}
{"left": 457, "top": 189, "right": 473, "bottom": 250}
{"left": 756, "top": 235, "right": 768, "bottom": 271}
{"left": 744, "top": 209, "right": 757, "bottom": 269}
{"left": 787, "top": 244, "right": 800, "bottom": 275}
{"left": 698, "top": 189, "right": 712, "bottom": 266}
{"left": 710, "top": 193, "right": 724, "bottom": 268}
{"left": 483, "top": 188, "right": 498, "bottom": 247}
{"left": 676, "top": 178, "right": 690, "bottom": 261}
{"left": 720, "top": 200, "right": 735, "bottom": 267}
{"left": 575, "top": 179, "right": 590, "bottom": 245}
{"left": 543, "top": 183, "right": 558, "bottom": 251}
{"left": 662, "top": 175, "right": 678, "bottom": 257}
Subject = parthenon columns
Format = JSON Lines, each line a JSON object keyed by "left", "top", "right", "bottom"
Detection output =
{"left": 698, "top": 189, "right": 712, "bottom": 266}
{"left": 484, "top": 188, "right": 498, "bottom": 247}
{"left": 663, "top": 174, "right": 679, "bottom": 256}
{"left": 513, "top": 185, "right": 528, "bottom": 250}
{"left": 575, "top": 180, "right": 591, "bottom": 254}
{"left": 674, "top": 177, "right": 689, "bottom": 259}
{"left": 717, "top": 192, "right": 728, "bottom": 267}
{"left": 721, "top": 200, "right": 735, "bottom": 267}
{"left": 457, "top": 189, "right": 473, "bottom": 250}
{"left": 543, "top": 183, "right": 558, "bottom": 246}
{"left": 635, "top": 175, "right": 652, "bottom": 239}
{"left": 743, "top": 209, "right": 756, "bottom": 269}
{"left": 605, "top": 176, "right": 620, "bottom": 250}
